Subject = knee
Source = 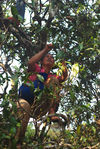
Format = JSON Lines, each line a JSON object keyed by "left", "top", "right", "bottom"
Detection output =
{"left": 46, "top": 77, "right": 59, "bottom": 87}
{"left": 16, "top": 99, "right": 31, "bottom": 115}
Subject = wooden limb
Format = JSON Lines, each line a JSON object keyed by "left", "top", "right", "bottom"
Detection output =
{"left": 8, "top": 26, "right": 35, "bottom": 50}
{"left": 83, "top": 143, "right": 100, "bottom": 149}
{"left": 34, "top": 113, "right": 68, "bottom": 128}
{"left": 0, "top": 62, "right": 6, "bottom": 71}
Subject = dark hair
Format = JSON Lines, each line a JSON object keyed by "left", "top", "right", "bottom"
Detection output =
{"left": 40, "top": 53, "right": 47, "bottom": 62}
{"left": 40, "top": 53, "right": 54, "bottom": 68}
{"left": 40, "top": 53, "right": 54, "bottom": 62}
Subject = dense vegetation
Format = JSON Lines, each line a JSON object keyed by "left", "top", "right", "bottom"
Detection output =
{"left": 0, "top": 0, "right": 100, "bottom": 148}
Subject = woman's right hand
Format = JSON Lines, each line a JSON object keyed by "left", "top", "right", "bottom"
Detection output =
{"left": 45, "top": 44, "right": 53, "bottom": 52}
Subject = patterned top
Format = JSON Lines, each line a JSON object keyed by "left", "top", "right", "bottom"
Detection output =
{"left": 28, "top": 63, "right": 59, "bottom": 82}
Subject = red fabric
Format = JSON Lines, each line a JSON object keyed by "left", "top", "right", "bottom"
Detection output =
{"left": 7, "top": 17, "right": 20, "bottom": 26}
{"left": 28, "top": 63, "right": 59, "bottom": 81}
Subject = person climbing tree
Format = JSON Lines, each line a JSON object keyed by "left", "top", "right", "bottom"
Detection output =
{"left": 15, "top": 44, "right": 68, "bottom": 148}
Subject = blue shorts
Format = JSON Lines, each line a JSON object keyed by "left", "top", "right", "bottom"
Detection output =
{"left": 19, "top": 73, "right": 48, "bottom": 105}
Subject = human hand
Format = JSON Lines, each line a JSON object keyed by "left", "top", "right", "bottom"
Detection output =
{"left": 62, "top": 61, "right": 67, "bottom": 68}
{"left": 60, "top": 61, "right": 67, "bottom": 73}
{"left": 45, "top": 44, "right": 53, "bottom": 52}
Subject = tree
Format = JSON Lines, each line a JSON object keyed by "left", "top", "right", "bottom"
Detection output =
{"left": 0, "top": 0, "right": 100, "bottom": 148}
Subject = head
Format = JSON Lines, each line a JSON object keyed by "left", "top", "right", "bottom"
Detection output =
{"left": 41, "top": 53, "right": 55, "bottom": 69}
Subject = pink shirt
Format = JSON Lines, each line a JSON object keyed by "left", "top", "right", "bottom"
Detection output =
{"left": 28, "top": 63, "right": 58, "bottom": 82}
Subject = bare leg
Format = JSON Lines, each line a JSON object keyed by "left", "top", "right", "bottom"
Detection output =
{"left": 15, "top": 99, "right": 31, "bottom": 146}
{"left": 45, "top": 77, "right": 61, "bottom": 121}
{"left": 31, "top": 77, "right": 60, "bottom": 120}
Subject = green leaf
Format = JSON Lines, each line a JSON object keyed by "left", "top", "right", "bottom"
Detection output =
{"left": 16, "top": 122, "right": 21, "bottom": 128}
{"left": 10, "top": 127, "right": 16, "bottom": 134}
{"left": 11, "top": 74, "right": 18, "bottom": 87}
{"left": 17, "top": 15, "right": 23, "bottom": 22}
{"left": 37, "top": 74, "right": 44, "bottom": 82}
{"left": 86, "top": 48, "right": 94, "bottom": 51}
{"left": 32, "top": 0, "right": 34, "bottom": 6}
{"left": 92, "top": 126, "right": 96, "bottom": 134}
{"left": 79, "top": 42, "right": 83, "bottom": 50}
{"left": 70, "top": 90, "right": 75, "bottom": 100}
{"left": 11, "top": 6, "right": 18, "bottom": 18}
{"left": 65, "top": 61, "right": 72, "bottom": 65}
{"left": 0, "top": 34, "right": 5, "bottom": 41}
{"left": 70, "top": 63, "right": 79, "bottom": 80}
{"left": 77, "top": 125, "right": 81, "bottom": 135}
{"left": 56, "top": 51, "right": 66, "bottom": 60}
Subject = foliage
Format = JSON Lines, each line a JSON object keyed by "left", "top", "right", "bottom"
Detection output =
{"left": 0, "top": 0, "right": 100, "bottom": 148}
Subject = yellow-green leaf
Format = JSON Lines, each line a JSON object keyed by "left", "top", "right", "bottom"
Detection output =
{"left": 70, "top": 63, "right": 79, "bottom": 80}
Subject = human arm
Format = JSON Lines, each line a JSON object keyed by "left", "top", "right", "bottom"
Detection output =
{"left": 28, "top": 44, "right": 53, "bottom": 72}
